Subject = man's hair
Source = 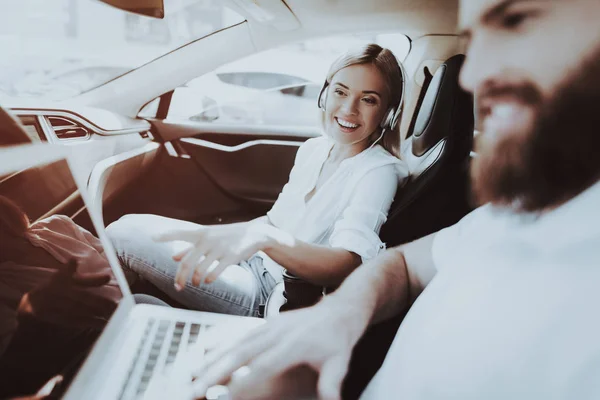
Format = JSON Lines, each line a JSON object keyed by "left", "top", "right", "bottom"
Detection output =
{"left": 321, "top": 44, "right": 404, "bottom": 157}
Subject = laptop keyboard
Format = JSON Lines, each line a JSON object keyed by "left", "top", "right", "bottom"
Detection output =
{"left": 118, "top": 319, "right": 207, "bottom": 400}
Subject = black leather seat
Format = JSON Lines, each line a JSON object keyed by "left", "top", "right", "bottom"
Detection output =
{"left": 380, "top": 54, "right": 474, "bottom": 247}
{"left": 342, "top": 54, "right": 475, "bottom": 399}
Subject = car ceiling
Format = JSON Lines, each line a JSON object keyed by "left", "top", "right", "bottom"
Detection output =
{"left": 283, "top": 0, "right": 458, "bottom": 36}
{"left": 69, "top": 0, "right": 459, "bottom": 117}
{"left": 231, "top": 0, "right": 458, "bottom": 53}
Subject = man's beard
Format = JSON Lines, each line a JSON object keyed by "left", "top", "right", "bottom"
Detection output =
{"left": 471, "top": 45, "right": 600, "bottom": 213}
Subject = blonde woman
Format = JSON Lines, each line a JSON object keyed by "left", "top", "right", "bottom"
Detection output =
{"left": 107, "top": 44, "right": 409, "bottom": 317}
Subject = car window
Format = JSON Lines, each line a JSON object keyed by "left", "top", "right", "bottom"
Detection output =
{"left": 139, "top": 33, "right": 411, "bottom": 129}
{"left": 217, "top": 72, "right": 308, "bottom": 90}
{"left": 0, "top": 0, "right": 244, "bottom": 101}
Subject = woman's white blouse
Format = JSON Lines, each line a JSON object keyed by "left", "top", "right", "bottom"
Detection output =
{"left": 263, "top": 136, "right": 409, "bottom": 282}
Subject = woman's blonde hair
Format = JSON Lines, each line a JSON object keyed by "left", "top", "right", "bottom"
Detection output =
{"left": 320, "top": 43, "right": 405, "bottom": 157}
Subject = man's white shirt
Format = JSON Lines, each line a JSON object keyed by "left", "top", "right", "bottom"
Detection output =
{"left": 362, "top": 181, "right": 600, "bottom": 399}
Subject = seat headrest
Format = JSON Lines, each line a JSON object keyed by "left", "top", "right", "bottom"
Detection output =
{"left": 411, "top": 54, "right": 472, "bottom": 157}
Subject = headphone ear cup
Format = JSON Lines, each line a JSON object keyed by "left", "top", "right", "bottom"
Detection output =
{"left": 380, "top": 108, "right": 395, "bottom": 130}
{"left": 319, "top": 91, "right": 328, "bottom": 109}
{"left": 317, "top": 81, "right": 328, "bottom": 110}
{"left": 389, "top": 105, "right": 402, "bottom": 131}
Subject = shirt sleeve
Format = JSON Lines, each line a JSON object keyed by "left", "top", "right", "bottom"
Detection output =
{"left": 267, "top": 137, "right": 320, "bottom": 228}
{"left": 329, "top": 164, "right": 399, "bottom": 262}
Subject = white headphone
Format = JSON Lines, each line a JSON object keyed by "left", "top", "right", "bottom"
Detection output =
{"left": 317, "top": 61, "right": 407, "bottom": 134}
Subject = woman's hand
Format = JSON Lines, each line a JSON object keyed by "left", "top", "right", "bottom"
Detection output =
{"left": 191, "top": 296, "right": 371, "bottom": 400}
{"left": 153, "top": 223, "right": 276, "bottom": 290}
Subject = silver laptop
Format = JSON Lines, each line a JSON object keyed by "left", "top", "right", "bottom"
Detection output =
{"left": 0, "top": 143, "right": 264, "bottom": 400}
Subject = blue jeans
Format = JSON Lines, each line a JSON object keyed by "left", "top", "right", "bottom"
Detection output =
{"left": 106, "top": 214, "right": 277, "bottom": 317}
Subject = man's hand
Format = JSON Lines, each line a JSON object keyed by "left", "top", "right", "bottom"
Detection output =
{"left": 18, "top": 260, "right": 116, "bottom": 329}
{"left": 154, "top": 223, "right": 274, "bottom": 290}
{"left": 187, "top": 236, "right": 436, "bottom": 400}
{"left": 191, "top": 297, "right": 372, "bottom": 400}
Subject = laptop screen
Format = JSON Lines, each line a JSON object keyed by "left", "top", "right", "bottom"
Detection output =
{"left": 0, "top": 157, "right": 124, "bottom": 398}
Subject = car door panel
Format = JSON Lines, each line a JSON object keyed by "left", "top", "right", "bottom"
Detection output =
{"left": 102, "top": 148, "right": 264, "bottom": 226}
{"left": 151, "top": 119, "right": 314, "bottom": 202}
{"left": 100, "top": 120, "right": 313, "bottom": 226}
{"left": 179, "top": 137, "right": 300, "bottom": 203}
{"left": 149, "top": 119, "right": 318, "bottom": 143}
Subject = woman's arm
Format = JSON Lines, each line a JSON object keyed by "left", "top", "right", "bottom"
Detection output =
{"left": 258, "top": 223, "right": 360, "bottom": 287}
{"left": 156, "top": 165, "right": 400, "bottom": 289}
{"left": 262, "top": 164, "right": 400, "bottom": 286}
{"left": 154, "top": 221, "right": 355, "bottom": 289}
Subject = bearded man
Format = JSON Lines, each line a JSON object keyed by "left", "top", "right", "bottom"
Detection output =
{"left": 190, "top": 1, "right": 600, "bottom": 399}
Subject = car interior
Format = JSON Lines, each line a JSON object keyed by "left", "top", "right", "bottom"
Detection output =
{"left": 0, "top": 0, "right": 476, "bottom": 398}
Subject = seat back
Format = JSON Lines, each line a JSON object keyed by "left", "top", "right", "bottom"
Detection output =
{"left": 379, "top": 54, "right": 474, "bottom": 247}
{"left": 344, "top": 54, "right": 475, "bottom": 399}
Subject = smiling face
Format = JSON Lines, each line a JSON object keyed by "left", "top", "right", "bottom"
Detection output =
{"left": 459, "top": 0, "right": 600, "bottom": 211}
{"left": 323, "top": 63, "right": 391, "bottom": 150}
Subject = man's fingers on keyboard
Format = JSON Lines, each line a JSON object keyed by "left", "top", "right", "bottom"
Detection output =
{"left": 246, "top": 341, "right": 304, "bottom": 378}
{"left": 203, "top": 325, "right": 255, "bottom": 351}
{"left": 192, "top": 333, "right": 250, "bottom": 372}
{"left": 194, "top": 339, "right": 265, "bottom": 383}
{"left": 194, "top": 324, "right": 271, "bottom": 374}
{"left": 192, "top": 336, "right": 276, "bottom": 396}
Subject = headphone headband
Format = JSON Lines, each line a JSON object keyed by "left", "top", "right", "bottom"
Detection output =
{"left": 317, "top": 62, "right": 407, "bottom": 132}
